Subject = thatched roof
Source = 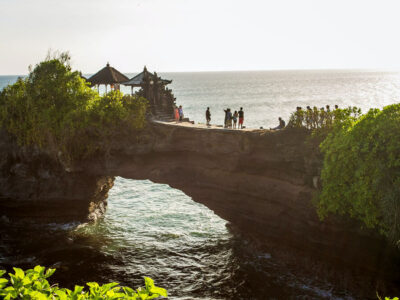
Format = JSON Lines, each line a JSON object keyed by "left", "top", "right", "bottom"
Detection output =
{"left": 123, "top": 66, "right": 172, "bottom": 87}
{"left": 87, "top": 63, "right": 129, "bottom": 86}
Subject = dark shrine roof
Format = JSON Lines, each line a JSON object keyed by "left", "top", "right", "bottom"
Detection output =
{"left": 87, "top": 63, "right": 129, "bottom": 86}
{"left": 123, "top": 67, "right": 172, "bottom": 86}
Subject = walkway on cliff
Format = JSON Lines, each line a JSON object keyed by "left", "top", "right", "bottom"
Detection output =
{"left": 152, "top": 119, "right": 262, "bottom": 132}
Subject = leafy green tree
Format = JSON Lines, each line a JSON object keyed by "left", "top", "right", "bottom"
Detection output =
{"left": 0, "top": 52, "right": 148, "bottom": 163}
{"left": 316, "top": 104, "right": 400, "bottom": 242}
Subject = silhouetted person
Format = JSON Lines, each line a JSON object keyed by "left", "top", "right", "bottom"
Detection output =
{"left": 174, "top": 105, "right": 179, "bottom": 122}
{"left": 326, "top": 105, "right": 330, "bottom": 112}
{"left": 270, "top": 117, "right": 285, "bottom": 130}
{"left": 297, "top": 106, "right": 304, "bottom": 127}
{"left": 178, "top": 105, "right": 183, "bottom": 121}
{"left": 306, "top": 106, "right": 312, "bottom": 129}
{"left": 238, "top": 107, "right": 244, "bottom": 129}
{"left": 224, "top": 108, "right": 229, "bottom": 128}
{"left": 206, "top": 107, "right": 211, "bottom": 126}
{"left": 232, "top": 110, "right": 238, "bottom": 129}
{"left": 224, "top": 108, "right": 232, "bottom": 128}
{"left": 319, "top": 107, "right": 325, "bottom": 127}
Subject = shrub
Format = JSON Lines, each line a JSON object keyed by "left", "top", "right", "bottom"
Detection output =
{"left": 315, "top": 104, "right": 400, "bottom": 242}
{"left": 0, "top": 266, "right": 167, "bottom": 300}
{"left": 0, "top": 52, "right": 148, "bottom": 163}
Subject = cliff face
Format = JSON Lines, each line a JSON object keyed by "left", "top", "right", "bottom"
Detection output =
{"left": 0, "top": 122, "right": 396, "bottom": 275}
{"left": 0, "top": 130, "right": 114, "bottom": 222}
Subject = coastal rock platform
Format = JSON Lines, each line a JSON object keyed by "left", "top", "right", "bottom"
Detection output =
{"left": 0, "top": 121, "right": 399, "bottom": 296}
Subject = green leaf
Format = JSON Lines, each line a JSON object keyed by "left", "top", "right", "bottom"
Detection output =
{"left": 86, "top": 282, "right": 99, "bottom": 289}
{"left": 55, "top": 289, "right": 67, "bottom": 300}
{"left": 100, "top": 282, "right": 119, "bottom": 293}
{"left": 0, "top": 270, "right": 6, "bottom": 278}
{"left": 143, "top": 277, "right": 154, "bottom": 291}
{"left": 73, "top": 285, "right": 84, "bottom": 295}
{"left": 22, "top": 277, "right": 32, "bottom": 286}
{"left": 13, "top": 268, "right": 24, "bottom": 279}
{"left": 44, "top": 268, "right": 56, "bottom": 279}
{"left": 149, "top": 286, "right": 168, "bottom": 297}
{"left": 33, "top": 266, "right": 45, "bottom": 275}
{"left": 0, "top": 278, "right": 9, "bottom": 288}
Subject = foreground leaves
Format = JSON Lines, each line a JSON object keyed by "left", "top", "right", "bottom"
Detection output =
{"left": 0, "top": 266, "right": 167, "bottom": 300}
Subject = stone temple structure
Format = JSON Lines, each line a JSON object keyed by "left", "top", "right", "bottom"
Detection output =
{"left": 123, "top": 66, "right": 176, "bottom": 119}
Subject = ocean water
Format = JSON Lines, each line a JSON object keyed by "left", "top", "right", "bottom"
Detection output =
{"left": 1, "top": 70, "right": 400, "bottom": 299}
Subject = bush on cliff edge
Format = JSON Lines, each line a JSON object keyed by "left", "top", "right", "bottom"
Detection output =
{"left": 0, "top": 52, "right": 148, "bottom": 162}
{"left": 316, "top": 104, "right": 400, "bottom": 242}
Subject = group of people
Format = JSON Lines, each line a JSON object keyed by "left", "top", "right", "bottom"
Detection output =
{"left": 176, "top": 104, "right": 345, "bottom": 131}
{"left": 205, "top": 107, "right": 245, "bottom": 129}
{"left": 174, "top": 105, "right": 184, "bottom": 121}
{"left": 288, "top": 104, "right": 344, "bottom": 129}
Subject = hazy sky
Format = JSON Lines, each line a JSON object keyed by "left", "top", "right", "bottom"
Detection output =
{"left": 1, "top": 0, "right": 400, "bottom": 74}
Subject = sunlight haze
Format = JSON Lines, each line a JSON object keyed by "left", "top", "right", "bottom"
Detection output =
{"left": 1, "top": 0, "right": 400, "bottom": 74}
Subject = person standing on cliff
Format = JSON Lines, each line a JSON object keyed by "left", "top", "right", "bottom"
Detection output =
{"left": 224, "top": 108, "right": 229, "bottom": 128}
{"left": 238, "top": 107, "right": 244, "bottom": 129}
{"left": 174, "top": 105, "right": 179, "bottom": 122}
{"left": 232, "top": 110, "right": 238, "bottom": 129}
{"left": 206, "top": 107, "right": 211, "bottom": 126}
{"left": 178, "top": 105, "right": 183, "bottom": 121}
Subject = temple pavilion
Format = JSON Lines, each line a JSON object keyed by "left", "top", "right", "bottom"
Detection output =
{"left": 122, "top": 66, "right": 172, "bottom": 95}
{"left": 123, "top": 66, "right": 175, "bottom": 116}
{"left": 87, "top": 63, "right": 129, "bottom": 93}
{"left": 87, "top": 64, "right": 176, "bottom": 119}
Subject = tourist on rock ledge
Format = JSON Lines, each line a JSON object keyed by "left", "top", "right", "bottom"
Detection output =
{"left": 178, "top": 105, "right": 183, "bottom": 121}
{"left": 206, "top": 107, "right": 211, "bottom": 126}
{"left": 238, "top": 107, "right": 244, "bottom": 129}
{"left": 224, "top": 108, "right": 232, "bottom": 128}
{"left": 232, "top": 110, "right": 238, "bottom": 129}
{"left": 174, "top": 105, "right": 179, "bottom": 122}
{"left": 270, "top": 117, "right": 286, "bottom": 130}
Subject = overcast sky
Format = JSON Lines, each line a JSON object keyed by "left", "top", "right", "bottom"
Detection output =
{"left": 1, "top": 0, "right": 400, "bottom": 74}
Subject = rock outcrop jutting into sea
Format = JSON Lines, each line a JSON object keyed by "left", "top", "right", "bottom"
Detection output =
{"left": 0, "top": 120, "right": 395, "bottom": 275}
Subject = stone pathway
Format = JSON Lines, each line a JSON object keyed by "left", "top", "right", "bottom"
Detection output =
{"left": 152, "top": 119, "right": 259, "bottom": 132}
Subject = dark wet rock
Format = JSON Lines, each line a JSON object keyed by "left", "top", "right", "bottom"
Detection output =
{"left": 0, "top": 122, "right": 399, "bottom": 297}
{"left": 0, "top": 130, "right": 113, "bottom": 222}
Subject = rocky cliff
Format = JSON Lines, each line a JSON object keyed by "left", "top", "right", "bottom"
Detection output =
{"left": 0, "top": 121, "right": 399, "bottom": 294}
{"left": 0, "top": 130, "right": 113, "bottom": 222}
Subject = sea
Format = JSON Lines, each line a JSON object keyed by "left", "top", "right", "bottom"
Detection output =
{"left": 1, "top": 70, "right": 400, "bottom": 299}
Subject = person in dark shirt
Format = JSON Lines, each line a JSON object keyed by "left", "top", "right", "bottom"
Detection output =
{"left": 206, "top": 107, "right": 211, "bottom": 126}
{"left": 224, "top": 108, "right": 229, "bottom": 128}
{"left": 238, "top": 107, "right": 244, "bottom": 129}
{"left": 270, "top": 117, "right": 286, "bottom": 130}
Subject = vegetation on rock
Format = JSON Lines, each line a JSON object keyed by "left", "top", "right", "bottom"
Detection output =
{"left": 316, "top": 104, "right": 400, "bottom": 242}
{"left": 289, "top": 104, "right": 400, "bottom": 243}
{"left": 287, "top": 105, "right": 362, "bottom": 131}
{"left": 0, "top": 266, "right": 167, "bottom": 300}
{"left": 0, "top": 52, "right": 148, "bottom": 162}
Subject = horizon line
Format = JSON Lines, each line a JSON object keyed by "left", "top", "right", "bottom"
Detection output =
{"left": 1, "top": 67, "right": 399, "bottom": 77}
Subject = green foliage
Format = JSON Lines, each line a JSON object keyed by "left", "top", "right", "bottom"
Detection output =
{"left": 0, "top": 52, "right": 148, "bottom": 162}
{"left": 288, "top": 106, "right": 362, "bottom": 133}
{"left": 0, "top": 266, "right": 167, "bottom": 300}
{"left": 315, "top": 104, "right": 400, "bottom": 242}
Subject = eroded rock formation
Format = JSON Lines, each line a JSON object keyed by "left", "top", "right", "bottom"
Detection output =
{"left": 0, "top": 121, "right": 399, "bottom": 293}
{"left": 0, "top": 130, "right": 113, "bottom": 222}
